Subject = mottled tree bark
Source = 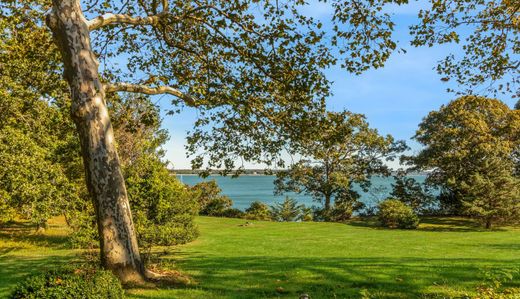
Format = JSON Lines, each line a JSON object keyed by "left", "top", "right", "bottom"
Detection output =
{"left": 46, "top": 0, "right": 145, "bottom": 283}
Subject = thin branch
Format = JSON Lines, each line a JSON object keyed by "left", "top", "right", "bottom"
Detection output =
{"left": 104, "top": 83, "right": 197, "bottom": 107}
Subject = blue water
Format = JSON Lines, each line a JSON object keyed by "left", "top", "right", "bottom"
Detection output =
{"left": 178, "top": 175, "right": 427, "bottom": 210}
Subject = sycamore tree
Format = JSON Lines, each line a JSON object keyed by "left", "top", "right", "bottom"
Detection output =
{"left": 275, "top": 111, "right": 405, "bottom": 217}
{"left": 410, "top": 95, "right": 520, "bottom": 220}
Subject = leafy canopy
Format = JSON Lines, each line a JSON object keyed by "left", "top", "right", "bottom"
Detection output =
{"left": 275, "top": 110, "right": 405, "bottom": 212}
{"left": 410, "top": 95, "right": 520, "bottom": 215}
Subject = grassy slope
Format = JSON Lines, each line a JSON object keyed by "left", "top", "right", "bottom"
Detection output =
{"left": 1, "top": 217, "right": 519, "bottom": 298}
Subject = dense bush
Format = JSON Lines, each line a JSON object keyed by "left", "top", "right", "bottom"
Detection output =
{"left": 377, "top": 199, "right": 419, "bottom": 229}
{"left": 125, "top": 156, "right": 199, "bottom": 258}
{"left": 244, "top": 201, "right": 272, "bottom": 221}
{"left": 189, "top": 180, "right": 237, "bottom": 217}
{"left": 10, "top": 268, "right": 124, "bottom": 299}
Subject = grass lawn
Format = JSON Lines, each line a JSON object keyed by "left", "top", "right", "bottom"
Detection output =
{"left": 1, "top": 217, "right": 520, "bottom": 298}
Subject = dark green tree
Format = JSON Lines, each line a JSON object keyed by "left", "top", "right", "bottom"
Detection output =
{"left": 390, "top": 170, "right": 434, "bottom": 213}
{"left": 410, "top": 95, "right": 520, "bottom": 219}
{"left": 459, "top": 157, "right": 520, "bottom": 229}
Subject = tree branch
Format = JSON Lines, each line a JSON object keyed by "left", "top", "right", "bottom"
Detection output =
{"left": 87, "top": 0, "right": 171, "bottom": 30}
{"left": 104, "top": 83, "right": 197, "bottom": 107}
{"left": 87, "top": 12, "right": 168, "bottom": 30}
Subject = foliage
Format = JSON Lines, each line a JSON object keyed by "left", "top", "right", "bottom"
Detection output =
{"left": 409, "top": 96, "right": 520, "bottom": 216}
{"left": 190, "top": 180, "right": 234, "bottom": 217}
{"left": 390, "top": 170, "right": 434, "bottom": 214}
{"left": 270, "top": 197, "right": 304, "bottom": 222}
{"left": 0, "top": 127, "right": 70, "bottom": 229}
{"left": 409, "top": 0, "right": 519, "bottom": 96}
{"left": 378, "top": 199, "right": 419, "bottom": 229}
{"left": 244, "top": 201, "right": 272, "bottom": 221}
{"left": 0, "top": 8, "right": 84, "bottom": 229}
{"left": 459, "top": 157, "right": 520, "bottom": 229}
{"left": 10, "top": 268, "right": 124, "bottom": 299}
{"left": 475, "top": 268, "right": 520, "bottom": 299}
{"left": 329, "top": 198, "right": 365, "bottom": 222}
{"left": 275, "top": 110, "right": 405, "bottom": 216}
{"left": 0, "top": 190, "right": 16, "bottom": 226}
{"left": 125, "top": 156, "right": 199, "bottom": 257}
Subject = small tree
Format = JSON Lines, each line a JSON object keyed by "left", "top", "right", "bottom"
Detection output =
{"left": 460, "top": 157, "right": 520, "bottom": 229}
{"left": 271, "top": 197, "right": 303, "bottom": 222}
{"left": 244, "top": 201, "right": 272, "bottom": 221}
{"left": 275, "top": 111, "right": 405, "bottom": 218}
{"left": 390, "top": 170, "right": 434, "bottom": 214}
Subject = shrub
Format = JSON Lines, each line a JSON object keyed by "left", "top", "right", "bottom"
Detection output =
{"left": 200, "top": 196, "right": 234, "bottom": 216}
{"left": 244, "top": 201, "right": 272, "bottom": 221}
{"left": 377, "top": 199, "right": 419, "bottom": 229}
{"left": 271, "top": 197, "right": 303, "bottom": 222}
{"left": 125, "top": 156, "right": 199, "bottom": 259}
{"left": 10, "top": 268, "right": 124, "bottom": 299}
{"left": 329, "top": 199, "right": 364, "bottom": 222}
{"left": 474, "top": 268, "right": 520, "bottom": 299}
{"left": 190, "top": 180, "right": 234, "bottom": 217}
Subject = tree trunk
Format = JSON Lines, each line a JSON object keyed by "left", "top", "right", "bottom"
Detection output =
{"left": 324, "top": 194, "right": 331, "bottom": 212}
{"left": 46, "top": 0, "right": 145, "bottom": 283}
{"left": 485, "top": 218, "right": 492, "bottom": 229}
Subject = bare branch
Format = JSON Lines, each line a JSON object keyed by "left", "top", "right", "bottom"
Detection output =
{"left": 104, "top": 83, "right": 197, "bottom": 107}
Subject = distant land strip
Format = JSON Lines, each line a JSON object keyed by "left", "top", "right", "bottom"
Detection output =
{"left": 171, "top": 169, "right": 430, "bottom": 176}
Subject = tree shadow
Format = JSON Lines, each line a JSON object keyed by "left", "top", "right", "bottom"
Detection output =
{"left": 131, "top": 255, "right": 520, "bottom": 299}
{"left": 347, "top": 217, "right": 504, "bottom": 233}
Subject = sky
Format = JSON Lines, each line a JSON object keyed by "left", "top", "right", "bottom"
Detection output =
{"left": 157, "top": 3, "right": 517, "bottom": 170}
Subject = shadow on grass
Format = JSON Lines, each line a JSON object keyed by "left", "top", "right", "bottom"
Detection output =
{"left": 0, "top": 222, "right": 70, "bottom": 249}
{"left": 131, "top": 255, "right": 520, "bottom": 299}
{"left": 347, "top": 217, "right": 499, "bottom": 233}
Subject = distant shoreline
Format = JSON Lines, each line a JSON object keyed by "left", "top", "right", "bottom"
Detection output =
{"left": 171, "top": 170, "right": 430, "bottom": 176}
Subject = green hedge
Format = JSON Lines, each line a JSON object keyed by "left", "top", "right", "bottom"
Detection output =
{"left": 10, "top": 268, "right": 124, "bottom": 299}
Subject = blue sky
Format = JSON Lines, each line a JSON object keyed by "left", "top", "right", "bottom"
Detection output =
{"left": 157, "top": 3, "right": 516, "bottom": 170}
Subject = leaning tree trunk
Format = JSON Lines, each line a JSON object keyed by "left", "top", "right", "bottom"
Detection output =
{"left": 46, "top": 0, "right": 145, "bottom": 283}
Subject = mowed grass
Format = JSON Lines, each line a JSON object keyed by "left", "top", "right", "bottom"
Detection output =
{"left": 2, "top": 217, "right": 520, "bottom": 298}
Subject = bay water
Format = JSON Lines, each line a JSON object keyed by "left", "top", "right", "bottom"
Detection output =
{"left": 178, "top": 175, "right": 427, "bottom": 211}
